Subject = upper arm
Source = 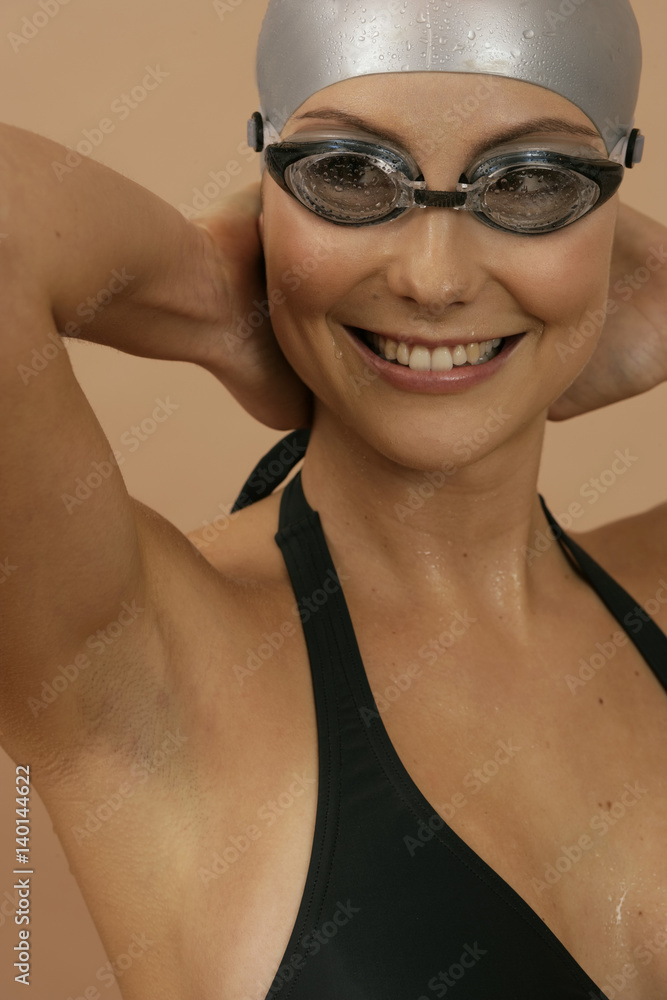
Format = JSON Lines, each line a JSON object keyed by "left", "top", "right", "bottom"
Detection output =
{"left": 0, "top": 252, "right": 156, "bottom": 756}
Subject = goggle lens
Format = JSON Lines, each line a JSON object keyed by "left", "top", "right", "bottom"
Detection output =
{"left": 480, "top": 164, "right": 600, "bottom": 233}
{"left": 286, "top": 152, "right": 402, "bottom": 224}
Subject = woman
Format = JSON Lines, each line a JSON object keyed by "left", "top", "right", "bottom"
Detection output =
{"left": 1, "top": 0, "right": 666, "bottom": 997}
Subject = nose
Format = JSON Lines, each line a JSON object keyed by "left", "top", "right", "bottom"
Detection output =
{"left": 382, "top": 205, "right": 490, "bottom": 324}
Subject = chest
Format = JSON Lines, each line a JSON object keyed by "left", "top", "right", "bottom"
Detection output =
{"left": 175, "top": 577, "right": 667, "bottom": 1000}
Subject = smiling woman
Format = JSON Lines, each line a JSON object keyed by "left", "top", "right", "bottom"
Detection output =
{"left": 208, "top": 3, "right": 667, "bottom": 997}
{"left": 1, "top": 1, "right": 667, "bottom": 1000}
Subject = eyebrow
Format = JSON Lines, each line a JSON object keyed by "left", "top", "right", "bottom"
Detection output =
{"left": 291, "top": 108, "right": 604, "bottom": 160}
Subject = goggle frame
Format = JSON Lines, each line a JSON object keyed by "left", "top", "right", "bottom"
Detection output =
{"left": 261, "top": 128, "right": 626, "bottom": 234}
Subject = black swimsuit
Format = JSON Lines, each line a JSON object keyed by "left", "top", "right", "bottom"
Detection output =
{"left": 231, "top": 428, "right": 667, "bottom": 1000}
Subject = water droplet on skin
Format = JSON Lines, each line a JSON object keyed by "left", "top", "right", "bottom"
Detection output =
{"left": 523, "top": 29, "right": 535, "bottom": 38}
{"left": 329, "top": 333, "right": 343, "bottom": 361}
{"left": 468, "top": 29, "right": 476, "bottom": 39}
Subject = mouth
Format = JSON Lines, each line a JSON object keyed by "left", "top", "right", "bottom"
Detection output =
{"left": 347, "top": 327, "right": 514, "bottom": 372}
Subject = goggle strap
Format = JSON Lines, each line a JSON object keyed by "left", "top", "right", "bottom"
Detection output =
{"left": 608, "top": 126, "right": 645, "bottom": 168}
{"left": 625, "top": 129, "right": 645, "bottom": 167}
{"left": 247, "top": 112, "right": 263, "bottom": 152}
{"left": 247, "top": 112, "right": 283, "bottom": 153}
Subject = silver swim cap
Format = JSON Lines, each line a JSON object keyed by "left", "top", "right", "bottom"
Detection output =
{"left": 253, "top": 0, "right": 643, "bottom": 165}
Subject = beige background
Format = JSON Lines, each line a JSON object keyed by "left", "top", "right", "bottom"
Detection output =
{"left": 0, "top": 1, "right": 665, "bottom": 997}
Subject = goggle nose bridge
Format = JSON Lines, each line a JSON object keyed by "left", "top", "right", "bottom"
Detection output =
{"left": 414, "top": 189, "right": 468, "bottom": 209}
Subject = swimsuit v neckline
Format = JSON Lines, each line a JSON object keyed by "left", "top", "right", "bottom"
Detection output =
{"left": 232, "top": 429, "right": 667, "bottom": 999}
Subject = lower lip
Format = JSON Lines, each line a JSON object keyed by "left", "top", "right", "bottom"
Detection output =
{"left": 343, "top": 326, "right": 526, "bottom": 394}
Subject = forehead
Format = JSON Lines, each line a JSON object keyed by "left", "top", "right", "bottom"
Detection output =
{"left": 283, "top": 72, "right": 605, "bottom": 156}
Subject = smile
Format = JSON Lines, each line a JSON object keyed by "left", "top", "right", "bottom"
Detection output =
{"left": 350, "top": 328, "right": 505, "bottom": 371}
{"left": 343, "top": 325, "right": 527, "bottom": 393}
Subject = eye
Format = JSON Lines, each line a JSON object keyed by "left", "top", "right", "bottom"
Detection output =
{"left": 285, "top": 151, "right": 404, "bottom": 223}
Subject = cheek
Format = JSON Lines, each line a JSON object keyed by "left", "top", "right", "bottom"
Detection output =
{"left": 516, "top": 227, "right": 611, "bottom": 319}
{"left": 259, "top": 192, "right": 345, "bottom": 393}
{"left": 261, "top": 189, "right": 353, "bottom": 341}
{"left": 263, "top": 194, "right": 352, "bottom": 301}
{"left": 504, "top": 211, "right": 616, "bottom": 365}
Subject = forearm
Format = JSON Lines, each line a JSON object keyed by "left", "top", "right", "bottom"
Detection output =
{"left": 0, "top": 123, "right": 224, "bottom": 362}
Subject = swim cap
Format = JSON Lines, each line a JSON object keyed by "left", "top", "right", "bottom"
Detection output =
{"left": 253, "top": 0, "right": 643, "bottom": 163}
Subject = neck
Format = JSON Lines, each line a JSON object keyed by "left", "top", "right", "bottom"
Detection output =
{"left": 299, "top": 406, "right": 569, "bottom": 626}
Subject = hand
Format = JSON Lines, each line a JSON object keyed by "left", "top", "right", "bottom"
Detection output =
{"left": 548, "top": 203, "right": 667, "bottom": 421}
{"left": 192, "top": 183, "right": 313, "bottom": 431}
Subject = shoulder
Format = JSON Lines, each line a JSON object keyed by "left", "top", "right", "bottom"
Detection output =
{"left": 572, "top": 501, "right": 667, "bottom": 575}
{"left": 569, "top": 500, "right": 667, "bottom": 628}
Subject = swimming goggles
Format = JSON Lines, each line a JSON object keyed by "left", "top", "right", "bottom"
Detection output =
{"left": 248, "top": 113, "right": 643, "bottom": 235}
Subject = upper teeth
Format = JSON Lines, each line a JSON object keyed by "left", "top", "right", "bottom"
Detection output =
{"left": 368, "top": 333, "right": 503, "bottom": 371}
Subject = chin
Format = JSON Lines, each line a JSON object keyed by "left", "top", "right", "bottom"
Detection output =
{"left": 314, "top": 396, "right": 533, "bottom": 479}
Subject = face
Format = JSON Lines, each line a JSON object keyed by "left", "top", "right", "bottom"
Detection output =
{"left": 259, "top": 72, "right": 618, "bottom": 472}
